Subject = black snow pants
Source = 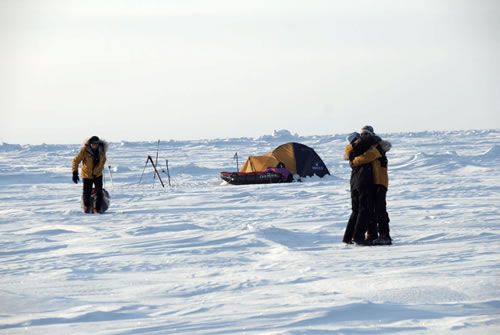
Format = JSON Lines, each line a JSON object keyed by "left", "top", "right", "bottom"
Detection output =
{"left": 374, "top": 185, "right": 390, "bottom": 236}
{"left": 82, "top": 175, "right": 103, "bottom": 212}
{"left": 343, "top": 185, "right": 375, "bottom": 243}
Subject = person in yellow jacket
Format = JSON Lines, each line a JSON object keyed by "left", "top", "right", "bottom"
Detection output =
{"left": 345, "top": 126, "right": 392, "bottom": 245}
{"left": 72, "top": 136, "right": 108, "bottom": 213}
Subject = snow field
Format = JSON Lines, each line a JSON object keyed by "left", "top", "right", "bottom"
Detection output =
{"left": 0, "top": 129, "right": 499, "bottom": 334}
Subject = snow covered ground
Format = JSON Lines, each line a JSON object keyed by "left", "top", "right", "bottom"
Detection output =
{"left": 0, "top": 129, "right": 499, "bottom": 334}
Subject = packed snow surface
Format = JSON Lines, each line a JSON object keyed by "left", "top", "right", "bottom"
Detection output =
{"left": 0, "top": 129, "right": 499, "bottom": 334}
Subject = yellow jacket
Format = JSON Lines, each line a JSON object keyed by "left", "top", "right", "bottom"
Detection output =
{"left": 344, "top": 143, "right": 388, "bottom": 189}
{"left": 72, "top": 140, "right": 107, "bottom": 179}
{"left": 370, "top": 155, "right": 389, "bottom": 189}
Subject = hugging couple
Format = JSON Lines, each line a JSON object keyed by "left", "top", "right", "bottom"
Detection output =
{"left": 343, "top": 125, "right": 393, "bottom": 246}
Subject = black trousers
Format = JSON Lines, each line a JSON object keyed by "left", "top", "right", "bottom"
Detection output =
{"left": 343, "top": 185, "right": 375, "bottom": 242}
{"left": 374, "top": 185, "right": 390, "bottom": 236}
{"left": 82, "top": 176, "right": 103, "bottom": 211}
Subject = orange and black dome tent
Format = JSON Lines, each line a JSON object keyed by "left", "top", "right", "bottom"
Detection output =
{"left": 240, "top": 142, "right": 330, "bottom": 178}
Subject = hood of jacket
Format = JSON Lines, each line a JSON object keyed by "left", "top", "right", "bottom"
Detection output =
{"left": 82, "top": 137, "right": 109, "bottom": 153}
{"left": 378, "top": 140, "right": 392, "bottom": 153}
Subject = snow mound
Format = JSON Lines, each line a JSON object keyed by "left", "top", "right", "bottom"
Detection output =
{"left": 392, "top": 147, "right": 499, "bottom": 171}
{"left": 109, "top": 165, "right": 132, "bottom": 173}
{"left": 0, "top": 142, "right": 23, "bottom": 151}
{"left": 258, "top": 129, "right": 301, "bottom": 142}
{"left": 476, "top": 144, "right": 500, "bottom": 161}
{"left": 171, "top": 163, "right": 221, "bottom": 176}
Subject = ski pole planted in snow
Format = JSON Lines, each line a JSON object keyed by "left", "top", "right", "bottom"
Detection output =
{"left": 108, "top": 165, "right": 114, "bottom": 189}
{"left": 165, "top": 159, "right": 171, "bottom": 187}
{"left": 148, "top": 155, "right": 165, "bottom": 188}
{"left": 139, "top": 156, "right": 150, "bottom": 185}
{"left": 154, "top": 140, "right": 160, "bottom": 181}
{"left": 234, "top": 152, "right": 239, "bottom": 171}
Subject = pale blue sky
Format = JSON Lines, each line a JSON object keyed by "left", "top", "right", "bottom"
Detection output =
{"left": 1, "top": 0, "right": 498, "bottom": 144}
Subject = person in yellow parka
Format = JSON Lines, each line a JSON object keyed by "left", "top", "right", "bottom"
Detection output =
{"left": 72, "top": 136, "right": 108, "bottom": 213}
{"left": 343, "top": 131, "right": 381, "bottom": 245}
{"left": 345, "top": 126, "right": 392, "bottom": 245}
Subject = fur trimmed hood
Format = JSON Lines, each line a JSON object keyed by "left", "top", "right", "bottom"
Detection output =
{"left": 82, "top": 137, "right": 109, "bottom": 153}
{"left": 378, "top": 140, "right": 392, "bottom": 153}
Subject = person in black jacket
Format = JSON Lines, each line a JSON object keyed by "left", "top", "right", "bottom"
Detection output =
{"left": 342, "top": 132, "right": 382, "bottom": 245}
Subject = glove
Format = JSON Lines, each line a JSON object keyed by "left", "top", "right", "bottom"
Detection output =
{"left": 72, "top": 171, "right": 80, "bottom": 184}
